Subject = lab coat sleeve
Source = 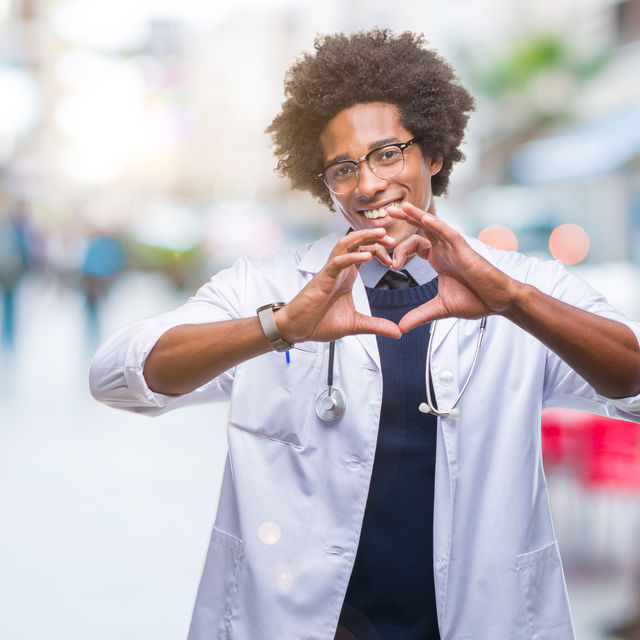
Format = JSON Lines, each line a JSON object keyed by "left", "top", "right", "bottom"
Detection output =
{"left": 541, "top": 259, "right": 640, "bottom": 420}
{"left": 89, "top": 257, "right": 250, "bottom": 416}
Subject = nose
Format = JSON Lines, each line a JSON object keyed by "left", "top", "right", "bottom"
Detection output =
{"left": 354, "top": 162, "right": 388, "bottom": 199}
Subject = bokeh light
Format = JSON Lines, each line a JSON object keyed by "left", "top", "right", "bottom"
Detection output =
{"left": 258, "top": 521, "right": 281, "bottom": 545}
{"left": 477, "top": 225, "right": 518, "bottom": 251}
{"left": 549, "top": 223, "right": 590, "bottom": 265}
{"left": 272, "top": 561, "right": 295, "bottom": 591}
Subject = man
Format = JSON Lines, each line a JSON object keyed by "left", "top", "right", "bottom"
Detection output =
{"left": 90, "top": 30, "right": 640, "bottom": 640}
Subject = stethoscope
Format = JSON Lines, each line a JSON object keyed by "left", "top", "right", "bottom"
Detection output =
{"left": 418, "top": 317, "right": 487, "bottom": 418}
{"left": 315, "top": 341, "right": 347, "bottom": 421}
{"left": 315, "top": 317, "right": 487, "bottom": 422}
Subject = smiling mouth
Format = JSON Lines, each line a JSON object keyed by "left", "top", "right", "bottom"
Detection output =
{"left": 359, "top": 200, "right": 402, "bottom": 220}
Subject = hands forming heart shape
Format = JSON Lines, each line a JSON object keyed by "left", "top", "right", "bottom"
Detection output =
{"left": 276, "top": 202, "right": 520, "bottom": 345}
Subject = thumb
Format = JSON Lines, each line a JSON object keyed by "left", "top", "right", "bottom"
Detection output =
{"left": 398, "top": 298, "right": 448, "bottom": 333}
{"left": 352, "top": 314, "right": 402, "bottom": 339}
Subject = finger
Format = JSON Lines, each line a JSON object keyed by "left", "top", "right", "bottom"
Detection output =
{"left": 391, "top": 235, "right": 431, "bottom": 270}
{"left": 387, "top": 202, "right": 443, "bottom": 235}
{"left": 386, "top": 204, "right": 444, "bottom": 248}
{"left": 402, "top": 202, "right": 459, "bottom": 245}
{"left": 397, "top": 206, "right": 447, "bottom": 248}
{"left": 338, "top": 228, "right": 392, "bottom": 254}
{"left": 386, "top": 205, "right": 416, "bottom": 224}
{"left": 327, "top": 250, "right": 373, "bottom": 275}
{"left": 388, "top": 202, "right": 426, "bottom": 225}
{"left": 352, "top": 314, "right": 402, "bottom": 339}
{"left": 398, "top": 298, "right": 449, "bottom": 333}
{"left": 358, "top": 242, "right": 392, "bottom": 266}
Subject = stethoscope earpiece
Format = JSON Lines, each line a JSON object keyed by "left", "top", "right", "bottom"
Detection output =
{"left": 418, "top": 317, "right": 487, "bottom": 419}
{"left": 419, "top": 402, "right": 460, "bottom": 418}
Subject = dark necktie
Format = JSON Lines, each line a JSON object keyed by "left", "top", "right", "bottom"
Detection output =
{"left": 376, "top": 269, "right": 418, "bottom": 290}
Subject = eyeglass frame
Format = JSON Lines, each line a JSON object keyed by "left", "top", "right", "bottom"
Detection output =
{"left": 315, "top": 138, "right": 417, "bottom": 194}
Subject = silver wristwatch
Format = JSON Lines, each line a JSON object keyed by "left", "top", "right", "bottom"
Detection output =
{"left": 256, "top": 302, "right": 294, "bottom": 352}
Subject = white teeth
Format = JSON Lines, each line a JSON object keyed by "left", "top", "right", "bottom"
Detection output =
{"left": 362, "top": 201, "right": 401, "bottom": 220}
{"left": 364, "top": 209, "right": 387, "bottom": 219}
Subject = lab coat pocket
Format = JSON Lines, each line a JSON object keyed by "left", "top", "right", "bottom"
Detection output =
{"left": 188, "top": 527, "right": 243, "bottom": 640}
{"left": 228, "top": 346, "right": 322, "bottom": 447}
{"left": 516, "top": 541, "right": 574, "bottom": 639}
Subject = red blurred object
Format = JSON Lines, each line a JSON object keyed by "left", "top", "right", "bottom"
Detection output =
{"left": 541, "top": 409, "right": 640, "bottom": 490}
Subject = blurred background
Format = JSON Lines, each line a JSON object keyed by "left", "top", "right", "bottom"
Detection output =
{"left": 1, "top": 0, "right": 640, "bottom": 638}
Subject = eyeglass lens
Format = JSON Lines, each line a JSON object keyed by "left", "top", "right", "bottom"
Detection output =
{"left": 324, "top": 144, "right": 407, "bottom": 194}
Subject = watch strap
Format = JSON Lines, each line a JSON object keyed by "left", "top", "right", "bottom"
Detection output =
{"left": 256, "top": 302, "right": 293, "bottom": 352}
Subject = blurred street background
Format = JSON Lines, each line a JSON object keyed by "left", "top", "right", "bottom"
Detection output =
{"left": 1, "top": 0, "right": 640, "bottom": 638}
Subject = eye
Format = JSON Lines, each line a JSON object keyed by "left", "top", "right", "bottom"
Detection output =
{"left": 374, "top": 146, "right": 402, "bottom": 165}
{"left": 329, "top": 163, "right": 357, "bottom": 181}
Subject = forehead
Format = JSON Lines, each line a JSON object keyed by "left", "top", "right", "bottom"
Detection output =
{"left": 319, "top": 102, "right": 413, "bottom": 162}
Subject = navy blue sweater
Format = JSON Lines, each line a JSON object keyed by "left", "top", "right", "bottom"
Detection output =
{"left": 337, "top": 280, "right": 440, "bottom": 640}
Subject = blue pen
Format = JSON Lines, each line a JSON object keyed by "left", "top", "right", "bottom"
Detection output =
{"left": 285, "top": 350, "right": 290, "bottom": 364}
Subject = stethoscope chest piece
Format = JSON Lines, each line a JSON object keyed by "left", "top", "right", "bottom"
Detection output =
{"left": 315, "top": 387, "right": 346, "bottom": 421}
{"left": 316, "top": 340, "right": 346, "bottom": 421}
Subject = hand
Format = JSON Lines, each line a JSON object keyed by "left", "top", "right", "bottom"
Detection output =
{"left": 387, "top": 202, "right": 520, "bottom": 332}
{"left": 277, "top": 228, "right": 403, "bottom": 343}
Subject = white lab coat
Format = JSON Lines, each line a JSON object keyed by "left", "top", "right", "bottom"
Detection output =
{"left": 90, "top": 231, "right": 640, "bottom": 640}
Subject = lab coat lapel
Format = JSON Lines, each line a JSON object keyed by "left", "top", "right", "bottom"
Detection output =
{"left": 297, "top": 231, "right": 344, "bottom": 274}
{"left": 431, "top": 316, "right": 458, "bottom": 354}
{"left": 351, "top": 275, "right": 381, "bottom": 369}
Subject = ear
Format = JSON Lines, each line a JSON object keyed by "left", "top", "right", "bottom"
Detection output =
{"left": 428, "top": 155, "right": 443, "bottom": 176}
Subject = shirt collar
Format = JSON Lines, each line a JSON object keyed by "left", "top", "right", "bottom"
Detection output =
{"left": 359, "top": 254, "right": 437, "bottom": 288}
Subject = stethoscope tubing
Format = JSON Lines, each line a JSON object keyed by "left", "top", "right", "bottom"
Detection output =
{"left": 327, "top": 340, "right": 336, "bottom": 387}
{"left": 419, "top": 317, "right": 487, "bottom": 417}
{"left": 316, "top": 317, "right": 488, "bottom": 421}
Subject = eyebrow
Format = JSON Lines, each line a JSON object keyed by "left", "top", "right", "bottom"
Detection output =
{"left": 324, "top": 137, "right": 401, "bottom": 167}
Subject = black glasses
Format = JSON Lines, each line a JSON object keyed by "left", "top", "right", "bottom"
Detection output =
{"left": 316, "top": 139, "right": 416, "bottom": 195}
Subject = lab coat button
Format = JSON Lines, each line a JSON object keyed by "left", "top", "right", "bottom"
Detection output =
{"left": 452, "top": 464, "right": 462, "bottom": 479}
{"left": 439, "top": 370, "right": 454, "bottom": 386}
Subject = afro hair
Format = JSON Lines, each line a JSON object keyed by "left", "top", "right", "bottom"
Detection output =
{"left": 266, "top": 29, "right": 476, "bottom": 209}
